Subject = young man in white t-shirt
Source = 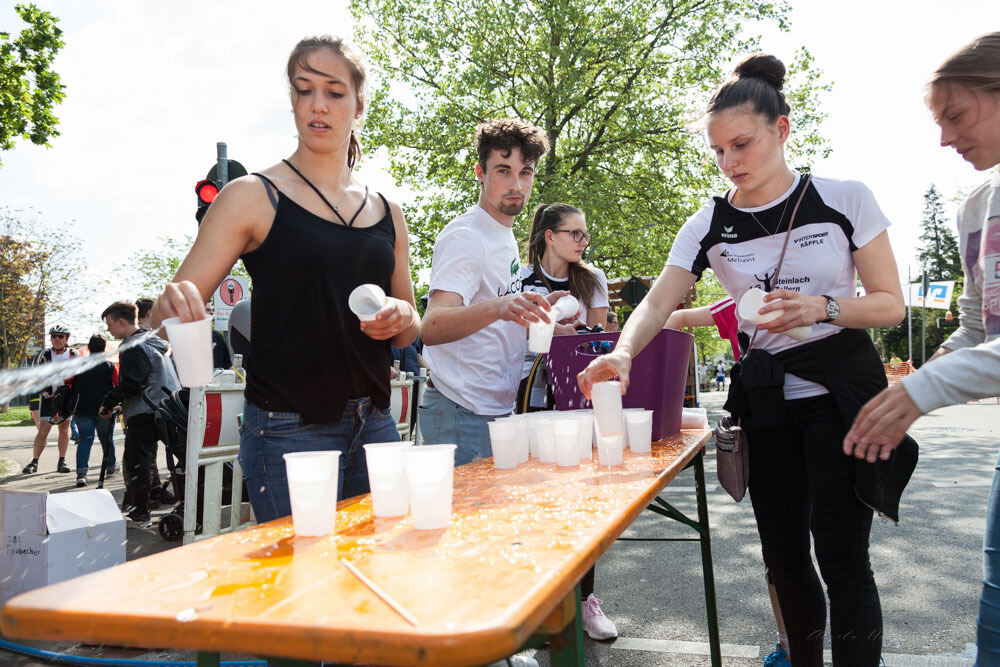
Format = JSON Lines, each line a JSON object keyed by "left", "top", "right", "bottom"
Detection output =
{"left": 420, "top": 118, "right": 563, "bottom": 466}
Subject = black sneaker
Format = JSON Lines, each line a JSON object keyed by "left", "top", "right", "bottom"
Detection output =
{"left": 22, "top": 460, "right": 38, "bottom": 474}
{"left": 56, "top": 459, "right": 71, "bottom": 473}
{"left": 125, "top": 509, "right": 152, "bottom": 529}
{"left": 104, "top": 466, "right": 119, "bottom": 477}
{"left": 76, "top": 474, "right": 87, "bottom": 487}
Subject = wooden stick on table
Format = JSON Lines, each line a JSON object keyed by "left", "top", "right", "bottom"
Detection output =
{"left": 339, "top": 558, "right": 419, "bottom": 627}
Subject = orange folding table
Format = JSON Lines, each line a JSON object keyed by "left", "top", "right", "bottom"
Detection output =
{"left": 2, "top": 429, "right": 718, "bottom": 666}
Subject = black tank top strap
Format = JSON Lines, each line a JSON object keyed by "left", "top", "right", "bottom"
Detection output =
{"left": 252, "top": 173, "right": 280, "bottom": 211}
{"left": 281, "top": 159, "right": 370, "bottom": 227}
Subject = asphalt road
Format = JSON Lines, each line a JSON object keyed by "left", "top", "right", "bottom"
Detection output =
{"left": 0, "top": 389, "right": 997, "bottom": 666}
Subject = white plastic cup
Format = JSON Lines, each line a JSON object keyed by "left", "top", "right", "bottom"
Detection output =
{"left": 625, "top": 410, "right": 653, "bottom": 454}
{"left": 162, "top": 316, "right": 214, "bottom": 387}
{"left": 283, "top": 451, "right": 341, "bottom": 536}
{"left": 596, "top": 432, "right": 624, "bottom": 467}
{"left": 502, "top": 416, "right": 530, "bottom": 463}
{"left": 363, "top": 441, "right": 413, "bottom": 518}
{"left": 737, "top": 288, "right": 812, "bottom": 341}
{"left": 406, "top": 445, "right": 456, "bottom": 530}
{"left": 487, "top": 419, "right": 519, "bottom": 469}
{"left": 349, "top": 284, "right": 387, "bottom": 322}
{"left": 681, "top": 407, "right": 709, "bottom": 429}
{"left": 575, "top": 414, "right": 593, "bottom": 460}
{"left": 534, "top": 418, "right": 556, "bottom": 463}
{"left": 552, "top": 418, "right": 581, "bottom": 468}
{"left": 528, "top": 317, "right": 556, "bottom": 354}
{"left": 591, "top": 381, "right": 625, "bottom": 437}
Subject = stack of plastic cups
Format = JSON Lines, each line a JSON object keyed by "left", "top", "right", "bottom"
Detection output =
{"left": 533, "top": 416, "right": 556, "bottom": 463}
{"left": 552, "top": 417, "right": 581, "bottom": 468}
{"left": 405, "top": 445, "right": 456, "bottom": 530}
{"left": 591, "top": 381, "right": 626, "bottom": 467}
{"left": 487, "top": 420, "right": 519, "bottom": 469}
{"left": 363, "top": 442, "right": 413, "bottom": 517}
{"left": 625, "top": 410, "right": 653, "bottom": 454}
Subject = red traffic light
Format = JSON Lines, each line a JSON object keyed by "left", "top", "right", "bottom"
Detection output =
{"left": 195, "top": 179, "right": 219, "bottom": 205}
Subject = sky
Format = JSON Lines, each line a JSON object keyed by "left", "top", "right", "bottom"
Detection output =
{"left": 0, "top": 0, "right": 995, "bottom": 338}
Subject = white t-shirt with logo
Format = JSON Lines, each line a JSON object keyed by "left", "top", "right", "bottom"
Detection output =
{"left": 667, "top": 174, "right": 891, "bottom": 399}
{"left": 424, "top": 205, "right": 526, "bottom": 415}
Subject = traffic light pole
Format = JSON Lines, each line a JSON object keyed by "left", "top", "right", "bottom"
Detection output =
{"left": 217, "top": 142, "right": 229, "bottom": 187}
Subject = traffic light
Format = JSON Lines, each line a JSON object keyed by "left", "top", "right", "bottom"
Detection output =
{"left": 195, "top": 179, "right": 219, "bottom": 225}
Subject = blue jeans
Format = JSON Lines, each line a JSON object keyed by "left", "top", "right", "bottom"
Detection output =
{"left": 239, "top": 398, "right": 399, "bottom": 523}
{"left": 416, "top": 384, "right": 500, "bottom": 466}
{"left": 979, "top": 449, "right": 1000, "bottom": 665}
{"left": 74, "top": 415, "right": 116, "bottom": 475}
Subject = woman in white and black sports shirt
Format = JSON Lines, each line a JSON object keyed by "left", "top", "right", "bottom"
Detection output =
{"left": 518, "top": 203, "right": 609, "bottom": 410}
{"left": 579, "top": 53, "right": 914, "bottom": 666}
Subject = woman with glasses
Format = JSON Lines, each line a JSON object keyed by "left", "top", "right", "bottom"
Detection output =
{"left": 519, "top": 203, "right": 618, "bottom": 641}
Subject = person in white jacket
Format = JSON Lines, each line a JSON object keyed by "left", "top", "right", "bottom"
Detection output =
{"left": 843, "top": 32, "right": 1000, "bottom": 665}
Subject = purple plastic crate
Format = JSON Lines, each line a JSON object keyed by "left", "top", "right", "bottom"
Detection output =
{"left": 545, "top": 329, "right": 693, "bottom": 440}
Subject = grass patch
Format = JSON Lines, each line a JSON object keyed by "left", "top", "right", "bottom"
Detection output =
{"left": 0, "top": 405, "right": 34, "bottom": 426}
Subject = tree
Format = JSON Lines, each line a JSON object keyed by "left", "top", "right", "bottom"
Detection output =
{"left": 880, "top": 184, "right": 964, "bottom": 363}
{"left": 126, "top": 235, "right": 249, "bottom": 298}
{"left": 917, "top": 184, "right": 962, "bottom": 282}
{"left": 0, "top": 208, "right": 85, "bottom": 375}
{"left": 351, "top": 0, "right": 831, "bottom": 281}
{"left": 0, "top": 4, "right": 65, "bottom": 167}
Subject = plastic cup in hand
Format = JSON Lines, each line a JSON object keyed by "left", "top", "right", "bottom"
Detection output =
{"left": 348, "top": 284, "right": 387, "bottom": 322}
{"left": 552, "top": 417, "right": 581, "bottom": 468}
{"left": 283, "top": 451, "right": 341, "bottom": 536}
{"left": 596, "top": 432, "right": 624, "bottom": 467}
{"left": 162, "top": 316, "right": 213, "bottom": 387}
{"left": 363, "top": 442, "right": 413, "bottom": 518}
{"left": 625, "top": 410, "right": 653, "bottom": 454}
{"left": 534, "top": 418, "right": 556, "bottom": 463}
{"left": 591, "top": 381, "right": 625, "bottom": 437}
{"left": 552, "top": 295, "right": 580, "bottom": 321}
{"left": 576, "top": 413, "right": 593, "bottom": 460}
{"left": 528, "top": 317, "right": 556, "bottom": 354}
{"left": 487, "top": 419, "right": 519, "bottom": 469}
{"left": 406, "top": 445, "right": 456, "bottom": 530}
{"left": 737, "top": 288, "right": 812, "bottom": 341}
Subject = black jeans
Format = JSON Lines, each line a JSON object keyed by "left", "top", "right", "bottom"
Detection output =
{"left": 747, "top": 393, "right": 881, "bottom": 666}
{"left": 123, "top": 417, "right": 158, "bottom": 515}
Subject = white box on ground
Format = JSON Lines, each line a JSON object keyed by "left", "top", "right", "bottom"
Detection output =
{"left": 1, "top": 489, "right": 125, "bottom": 606}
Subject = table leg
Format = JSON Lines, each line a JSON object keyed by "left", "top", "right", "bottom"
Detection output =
{"left": 547, "top": 583, "right": 585, "bottom": 667}
{"left": 692, "top": 451, "right": 722, "bottom": 667}
{"left": 196, "top": 653, "right": 220, "bottom": 667}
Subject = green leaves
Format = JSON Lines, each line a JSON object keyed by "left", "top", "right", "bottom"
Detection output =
{"left": 351, "top": 0, "right": 829, "bottom": 284}
{"left": 0, "top": 3, "right": 66, "bottom": 166}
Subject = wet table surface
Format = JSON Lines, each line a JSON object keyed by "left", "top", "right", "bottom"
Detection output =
{"left": 1, "top": 430, "right": 711, "bottom": 666}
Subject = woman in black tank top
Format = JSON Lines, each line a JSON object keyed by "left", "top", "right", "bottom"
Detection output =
{"left": 151, "top": 36, "right": 421, "bottom": 523}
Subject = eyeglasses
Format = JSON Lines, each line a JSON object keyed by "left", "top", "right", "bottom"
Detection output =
{"left": 553, "top": 229, "right": 591, "bottom": 244}
{"left": 50, "top": 334, "right": 66, "bottom": 339}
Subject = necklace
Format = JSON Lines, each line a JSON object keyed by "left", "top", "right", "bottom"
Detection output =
{"left": 747, "top": 192, "right": 792, "bottom": 236}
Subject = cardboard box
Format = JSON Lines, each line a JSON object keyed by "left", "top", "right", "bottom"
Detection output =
{"left": 1, "top": 489, "right": 125, "bottom": 606}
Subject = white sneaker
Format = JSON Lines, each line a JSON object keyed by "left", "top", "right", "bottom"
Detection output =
{"left": 485, "top": 656, "right": 538, "bottom": 667}
{"left": 582, "top": 593, "right": 619, "bottom": 640}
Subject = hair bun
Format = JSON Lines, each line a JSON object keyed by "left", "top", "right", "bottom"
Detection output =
{"left": 734, "top": 53, "right": 786, "bottom": 91}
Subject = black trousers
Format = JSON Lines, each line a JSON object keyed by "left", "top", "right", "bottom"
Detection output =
{"left": 123, "top": 418, "right": 158, "bottom": 515}
{"left": 747, "top": 394, "right": 881, "bottom": 667}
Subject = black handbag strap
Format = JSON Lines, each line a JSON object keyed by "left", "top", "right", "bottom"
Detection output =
{"left": 746, "top": 173, "right": 813, "bottom": 351}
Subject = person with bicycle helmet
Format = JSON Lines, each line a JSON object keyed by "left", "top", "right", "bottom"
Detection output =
{"left": 22, "top": 325, "right": 76, "bottom": 475}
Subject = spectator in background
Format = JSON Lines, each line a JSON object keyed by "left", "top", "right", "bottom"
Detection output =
{"left": 391, "top": 342, "right": 419, "bottom": 375}
{"left": 135, "top": 297, "right": 155, "bottom": 328}
{"left": 100, "top": 301, "right": 181, "bottom": 528}
{"left": 22, "top": 325, "right": 76, "bottom": 475}
{"left": 605, "top": 309, "right": 619, "bottom": 332}
{"left": 68, "top": 335, "right": 118, "bottom": 486}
